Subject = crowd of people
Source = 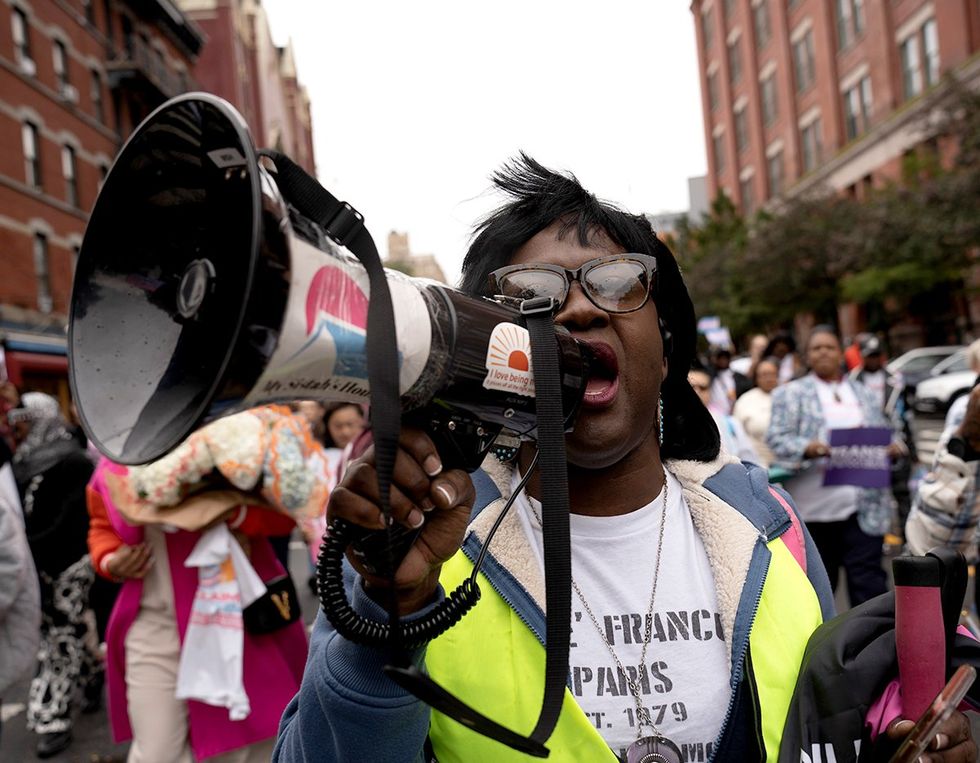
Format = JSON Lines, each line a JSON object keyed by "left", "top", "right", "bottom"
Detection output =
{"left": 0, "top": 154, "right": 977, "bottom": 761}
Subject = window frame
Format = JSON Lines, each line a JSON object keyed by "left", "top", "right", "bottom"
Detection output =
{"left": 22, "top": 120, "right": 41, "bottom": 188}
{"left": 767, "top": 150, "right": 784, "bottom": 196}
{"left": 33, "top": 232, "right": 53, "bottom": 313}
{"left": 11, "top": 7, "right": 32, "bottom": 66}
{"left": 62, "top": 144, "right": 78, "bottom": 207}
{"left": 760, "top": 71, "right": 778, "bottom": 126}
{"left": 792, "top": 30, "right": 816, "bottom": 92}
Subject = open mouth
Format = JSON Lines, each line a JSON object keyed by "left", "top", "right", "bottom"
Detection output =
{"left": 581, "top": 340, "right": 619, "bottom": 407}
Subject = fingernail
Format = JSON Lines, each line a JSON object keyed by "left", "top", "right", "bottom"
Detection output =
{"left": 932, "top": 733, "right": 948, "bottom": 749}
{"left": 420, "top": 496, "right": 435, "bottom": 512}
{"left": 407, "top": 509, "right": 425, "bottom": 529}
{"left": 435, "top": 483, "right": 456, "bottom": 506}
{"left": 894, "top": 720, "right": 915, "bottom": 734}
{"left": 423, "top": 454, "right": 442, "bottom": 477}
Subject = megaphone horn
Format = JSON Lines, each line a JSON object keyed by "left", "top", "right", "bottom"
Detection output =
{"left": 70, "top": 93, "right": 592, "bottom": 466}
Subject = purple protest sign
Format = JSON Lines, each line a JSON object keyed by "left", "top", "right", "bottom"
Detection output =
{"left": 823, "top": 427, "right": 892, "bottom": 488}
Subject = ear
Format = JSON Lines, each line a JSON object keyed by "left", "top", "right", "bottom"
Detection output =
{"left": 658, "top": 318, "right": 673, "bottom": 380}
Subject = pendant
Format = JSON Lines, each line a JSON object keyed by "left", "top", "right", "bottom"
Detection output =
{"left": 625, "top": 735, "right": 684, "bottom": 763}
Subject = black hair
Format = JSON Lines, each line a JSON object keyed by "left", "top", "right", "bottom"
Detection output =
{"left": 752, "top": 356, "right": 782, "bottom": 386}
{"left": 806, "top": 324, "right": 841, "bottom": 350}
{"left": 322, "top": 402, "right": 365, "bottom": 449}
{"left": 460, "top": 154, "right": 719, "bottom": 462}
{"left": 762, "top": 331, "right": 796, "bottom": 357}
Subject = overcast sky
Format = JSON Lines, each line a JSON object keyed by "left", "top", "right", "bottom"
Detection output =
{"left": 263, "top": 1, "right": 707, "bottom": 285}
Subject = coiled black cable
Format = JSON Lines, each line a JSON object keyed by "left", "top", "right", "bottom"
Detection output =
{"left": 316, "top": 517, "right": 481, "bottom": 650}
{"left": 316, "top": 451, "right": 539, "bottom": 650}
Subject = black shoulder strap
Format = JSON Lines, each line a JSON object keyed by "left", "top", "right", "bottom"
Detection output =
{"left": 261, "top": 152, "right": 571, "bottom": 757}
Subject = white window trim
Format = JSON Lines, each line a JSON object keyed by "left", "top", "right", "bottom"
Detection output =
{"left": 798, "top": 106, "right": 821, "bottom": 128}
{"left": 895, "top": 2, "right": 934, "bottom": 43}
{"left": 702, "top": 0, "right": 715, "bottom": 14}
{"left": 739, "top": 166, "right": 756, "bottom": 181}
{"left": 727, "top": 27, "right": 742, "bottom": 45}
{"left": 839, "top": 62, "right": 871, "bottom": 93}
{"left": 733, "top": 94, "right": 749, "bottom": 111}
{"left": 791, "top": 17, "right": 813, "bottom": 43}
{"left": 751, "top": 0, "right": 764, "bottom": 7}
{"left": 766, "top": 139, "right": 784, "bottom": 158}
{"left": 713, "top": 123, "right": 726, "bottom": 138}
{"left": 707, "top": 59, "right": 720, "bottom": 75}
{"left": 758, "top": 60, "right": 777, "bottom": 80}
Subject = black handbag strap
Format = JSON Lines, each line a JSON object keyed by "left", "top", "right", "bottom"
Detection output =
{"left": 260, "top": 151, "right": 571, "bottom": 756}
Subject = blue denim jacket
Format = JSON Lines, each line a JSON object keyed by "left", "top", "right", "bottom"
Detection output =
{"left": 767, "top": 374, "right": 896, "bottom": 535}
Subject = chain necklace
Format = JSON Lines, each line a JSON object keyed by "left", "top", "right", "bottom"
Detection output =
{"left": 527, "top": 470, "right": 683, "bottom": 763}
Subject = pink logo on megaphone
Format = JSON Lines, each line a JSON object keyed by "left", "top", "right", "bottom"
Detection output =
{"left": 290, "top": 266, "right": 371, "bottom": 377}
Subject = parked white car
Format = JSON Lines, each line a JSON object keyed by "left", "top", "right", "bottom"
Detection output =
{"left": 912, "top": 350, "right": 975, "bottom": 414}
{"left": 887, "top": 345, "right": 962, "bottom": 391}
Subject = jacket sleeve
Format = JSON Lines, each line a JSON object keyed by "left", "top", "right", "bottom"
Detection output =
{"left": 86, "top": 483, "right": 124, "bottom": 580}
{"left": 905, "top": 409, "right": 980, "bottom": 558}
{"left": 273, "top": 563, "right": 435, "bottom": 763}
{"left": 0, "top": 495, "right": 28, "bottom": 616}
{"left": 767, "top": 385, "right": 810, "bottom": 467}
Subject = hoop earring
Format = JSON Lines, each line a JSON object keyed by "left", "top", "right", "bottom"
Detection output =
{"left": 658, "top": 395, "right": 665, "bottom": 447}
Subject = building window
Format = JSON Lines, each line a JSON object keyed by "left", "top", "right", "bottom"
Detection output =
{"left": 901, "top": 18, "right": 941, "bottom": 100}
{"left": 900, "top": 36, "right": 921, "bottom": 98}
{"left": 767, "top": 151, "right": 784, "bottom": 196}
{"left": 735, "top": 107, "right": 749, "bottom": 153}
{"left": 53, "top": 40, "right": 70, "bottom": 93}
{"left": 842, "top": 75, "right": 873, "bottom": 140}
{"left": 22, "top": 121, "right": 41, "bottom": 188}
{"left": 724, "top": 0, "right": 736, "bottom": 20}
{"left": 728, "top": 37, "right": 742, "bottom": 85}
{"left": 103, "top": 0, "right": 114, "bottom": 45}
{"left": 922, "top": 19, "right": 940, "bottom": 87}
{"left": 83, "top": 0, "right": 95, "bottom": 24}
{"left": 33, "top": 233, "right": 52, "bottom": 313}
{"left": 792, "top": 30, "right": 816, "bottom": 92}
{"left": 62, "top": 144, "right": 78, "bottom": 207}
{"left": 836, "top": 0, "right": 865, "bottom": 50}
{"left": 800, "top": 118, "right": 823, "bottom": 172}
{"left": 753, "top": 2, "right": 771, "bottom": 48}
{"left": 91, "top": 69, "right": 104, "bottom": 122}
{"left": 760, "top": 71, "right": 778, "bottom": 126}
{"left": 708, "top": 70, "right": 720, "bottom": 111}
{"left": 713, "top": 131, "right": 726, "bottom": 173}
{"left": 702, "top": 6, "right": 715, "bottom": 49}
{"left": 12, "top": 7, "right": 33, "bottom": 72}
{"left": 740, "top": 175, "right": 755, "bottom": 215}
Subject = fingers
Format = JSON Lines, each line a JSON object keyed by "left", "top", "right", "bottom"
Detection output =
{"left": 920, "top": 711, "right": 975, "bottom": 763}
{"left": 329, "top": 429, "right": 443, "bottom": 531}
{"left": 109, "top": 543, "right": 153, "bottom": 579}
{"left": 888, "top": 712, "right": 977, "bottom": 763}
{"left": 331, "top": 460, "right": 429, "bottom": 530}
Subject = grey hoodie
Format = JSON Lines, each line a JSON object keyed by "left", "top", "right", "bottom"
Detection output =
{"left": 0, "top": 462, "right": 40, "bottom": 696}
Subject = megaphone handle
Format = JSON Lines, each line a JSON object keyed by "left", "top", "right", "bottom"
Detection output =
{"left": 893, "top": 556, "right": 946, "bottom": 718}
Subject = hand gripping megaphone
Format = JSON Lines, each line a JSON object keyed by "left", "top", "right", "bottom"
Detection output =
{"left": 70, "top": 93, "right": 588, "bottom": 757}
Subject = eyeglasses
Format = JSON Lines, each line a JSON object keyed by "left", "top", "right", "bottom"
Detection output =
{"left": 488, "top": 253, "right": 657, "bottom": 315}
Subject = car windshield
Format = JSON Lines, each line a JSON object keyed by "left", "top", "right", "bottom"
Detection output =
{"left": 934, "top": 351, "right": 969, "bottom": 374}
{"left": 898, "top": 353, "right": 955, "bottom": 373}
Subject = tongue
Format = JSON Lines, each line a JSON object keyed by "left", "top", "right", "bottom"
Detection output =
{"left": 586, "top": 376, "right": 614, "bottom": 395}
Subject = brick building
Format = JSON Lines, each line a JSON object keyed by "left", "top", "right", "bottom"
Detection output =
{"left": 0, "top": 0, "right": 203, "bottom": 404}
{"left": 177, "top": 0, "right": 315, "bottom": 175}
{"left": 691, "top": 0, "right": 980, "bottom": 341}
{"left": 692, "top": 0, "right": 980, "bottom": 210}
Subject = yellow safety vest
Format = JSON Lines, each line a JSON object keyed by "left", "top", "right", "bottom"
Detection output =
{"left": 425, "top": 537, "right": 823, "bottom": 762}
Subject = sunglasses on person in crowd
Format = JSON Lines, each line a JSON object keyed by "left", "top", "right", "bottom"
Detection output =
{"left": 489, "top": 253, "right": 658, "bottom": 315}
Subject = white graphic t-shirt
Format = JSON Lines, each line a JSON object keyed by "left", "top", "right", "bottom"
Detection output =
{"left": 513, "top": 470, "right": 731, "bottom": 763}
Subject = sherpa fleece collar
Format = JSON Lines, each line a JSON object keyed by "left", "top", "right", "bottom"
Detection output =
{"left": 465, "top": 452, "right": 758, "bottom": 671}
